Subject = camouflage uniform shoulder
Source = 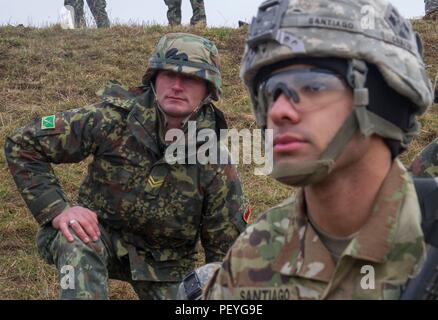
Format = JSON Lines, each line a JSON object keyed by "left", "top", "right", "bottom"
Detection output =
{"left": 214, "top": 194, "right": 300, "bottom": 290}
{"left": 254, "top": 195, "right": 297, "bottom": 227}
{"left": 96, "top": 80, "right": 143, "bottom": 113}
{"left": 231, "top": 195, "right": 298, "bottom": 252}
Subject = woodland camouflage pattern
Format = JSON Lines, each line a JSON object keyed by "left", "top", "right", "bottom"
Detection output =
{"left": 410, "top": 138, "right": 438, "bottom": 178}
{"left": 164, "top": 0, "right": 206, "bottom": 26}
{"left": 143, "top": 33, "right": 222, "bottom": 101}
{"left": 5, "top": 80, "right": 247, "bottom": 298}
{"left": 205, "top": 161, "right": 426, "bottom": 300}
{"left": 64, "top": 0, "right": 110, "bottom": 28}
{"left": 36, "top": 216, "right": 181, "bottom": 299}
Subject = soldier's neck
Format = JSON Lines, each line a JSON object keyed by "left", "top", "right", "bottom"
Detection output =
{"left": 304, "top": 137, "right": 392, "bottom": 238}
{"left": 165, "top": 117, "right": 183, "bottom": 130}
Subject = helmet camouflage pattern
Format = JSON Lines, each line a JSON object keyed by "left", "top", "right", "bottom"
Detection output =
{"left": 241, "top": 0, "right": 434, "bottom": 129}
{"left": 143, "top": 33, "right": 222, "bottom": 101}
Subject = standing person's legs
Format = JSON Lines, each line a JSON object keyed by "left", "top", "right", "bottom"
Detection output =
{"left": 86, "top": 0, "right": 110, "bottom": 28}
{"left": 164, "top": 0, "right": 182, "bottom": 26}
{"left": 64, "top": 0, "right": 86, "bottom": 28}
{"left": 189, "top": 0, "right": 206, "bottom": 26}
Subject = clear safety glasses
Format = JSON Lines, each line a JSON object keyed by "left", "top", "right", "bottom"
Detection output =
{"left": 259, "top": 68, "right": 350, "bottom": 113}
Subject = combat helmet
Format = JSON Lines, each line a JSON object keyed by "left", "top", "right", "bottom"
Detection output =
{"left": 241, "top": 0, "right": 434, "bottom": 186}
{"left": 143, "top": 33, "right": 222, "bottom": 101}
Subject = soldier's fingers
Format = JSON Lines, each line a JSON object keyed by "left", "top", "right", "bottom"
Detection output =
{"left": 85, "top": 211, "right": 100, "bottom": 235}
{"left": 79, "top": 219, "right": 99, "bottom": 242}
{"left": 92, "top": 222, "right": 101, "bottom": 238}
{"left": 59, "top": 222, "right": 74, "bottom": 242}
{"left": 70, "top": 221, "right": 90, "bottom": 244}
{"left": 79, "top": 211, "right": 100, "bottom": 237}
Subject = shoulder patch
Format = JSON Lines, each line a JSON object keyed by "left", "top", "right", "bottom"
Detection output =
{"left": 41, "top": 115, "right": 56, "bottom": 130}
{"left": 243, "top": 206, "right": 252, "bottom": 224}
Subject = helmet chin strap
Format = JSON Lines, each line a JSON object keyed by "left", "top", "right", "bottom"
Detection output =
{"left": 151, "top": 83, "right": 212, "bottom": 131}
{"left": 272, "top": 59, "right": 371, "bottom": 186}
{"left": 271, "top": 59, "right": 408, "bottom": 187}
{"left": 272, "top": 107, "right": 363, "bottom": 186}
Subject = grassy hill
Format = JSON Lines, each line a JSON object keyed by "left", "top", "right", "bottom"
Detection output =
{"left": 0, "top": 21, "right": 437, "bottom": 299}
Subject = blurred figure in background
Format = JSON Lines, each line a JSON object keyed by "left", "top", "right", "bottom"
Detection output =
{"left": 164, "top": 0, "right": 206, "bottom": 26}
{"left": 424, "top": 0, "right": 438, "bottom": 20}
{"left": 64, "top": 0, "right": 110, "bottom": 28}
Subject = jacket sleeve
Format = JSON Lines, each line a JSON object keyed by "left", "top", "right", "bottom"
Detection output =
{"left": 409, "top": 138, "right": 438, "bottom": 178}
{"left": 4, "top": 104, "right": 115, "bottom": 225}
{"left": 200, "top": 162, "right": 248, "bottom": 263}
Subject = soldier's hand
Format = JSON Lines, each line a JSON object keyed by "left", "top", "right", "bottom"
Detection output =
{"left": 52, "top": 206, "right": 101, "bottom": 244}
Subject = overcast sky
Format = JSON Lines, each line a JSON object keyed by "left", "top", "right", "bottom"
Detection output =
{"left": 0, "top": 0, "right": 427, "bottom": 28}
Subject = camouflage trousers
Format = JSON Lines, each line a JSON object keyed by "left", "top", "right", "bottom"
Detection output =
{"left": 164, "top": 0, "right": 206, "bottom": 26}
{"left": 64, "top": 0, "right": 110, "bottom": 28}
{"left": 425, "top": 0, "right": 438, "bottom": 19}
{"left": 36, "top": 224, "right": 179, "bottom": 300}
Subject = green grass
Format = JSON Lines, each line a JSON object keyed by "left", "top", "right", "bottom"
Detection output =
{"left": 0, "top": 21, "right": 437, "bottom": 299}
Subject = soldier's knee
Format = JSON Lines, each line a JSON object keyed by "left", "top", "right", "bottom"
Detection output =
{"left": 36, "top": 226, "right": 107, "bottom": 266}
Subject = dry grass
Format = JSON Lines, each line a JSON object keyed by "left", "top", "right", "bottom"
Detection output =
{"left": 0, "top": 20, "right": 437, "bottom": 299}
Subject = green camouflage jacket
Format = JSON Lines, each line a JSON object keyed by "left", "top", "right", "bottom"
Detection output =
{"left": 5, "top": 81, "right": 247, "bottom": 281}
{"left": 205, "top": 160, "right": 426, "bottom": 299}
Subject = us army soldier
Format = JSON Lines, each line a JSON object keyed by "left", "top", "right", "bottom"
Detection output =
{"left": 5, "top": 33, "right": 247, "bottom": 299}
{"left": 205, "top": 0, "right": 434, "bottom": 300}
{"left": 164, "top": 0, "right": 206, "bottom": 26}
{"left": 64, "top": 0, "right": 110, "bottom": 28}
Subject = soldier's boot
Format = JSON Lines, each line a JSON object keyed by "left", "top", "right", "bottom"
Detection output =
{"left": 164, "top": 0, "right": 182, "bottom": 26}
{"left": 36, "top": 226, "right": 110, "bottom": 299}
{"left": 131, "top": 281, "right": 180, "bottom": 300}
{"left": 65, "top": 0, "right": 87, "bottom": 28}
{"left": 87, "top": 0, "right": 110, "bottom": 28}
{"left": 190, "top": 0, "right": 206, "bottom": 26}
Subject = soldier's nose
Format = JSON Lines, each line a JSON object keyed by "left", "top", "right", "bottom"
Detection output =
{"left": 269, "top": 94, "right": 301, "bottom": 125}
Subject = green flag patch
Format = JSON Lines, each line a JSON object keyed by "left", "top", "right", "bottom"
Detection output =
{"left": 41, "top": 115, "right": 56, "bottom": 130}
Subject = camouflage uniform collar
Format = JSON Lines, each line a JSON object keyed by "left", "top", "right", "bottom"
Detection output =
{"left": 272, "top": 160, "right": 425, "bottom": 283}
{"left": 96, "top": 80, "right": 140, "bottom": 111}
{"left": 129, "top": 92, "right": 161, "bottom": 157}
{"left": 188, "top": 103, "right": 226, "bottom": 132}
{"left": 344, "top": 160, "right": 424, "bottom": 263}
{"left": 96, "top": 81, "right": 161, "bottom": 156}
